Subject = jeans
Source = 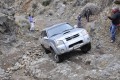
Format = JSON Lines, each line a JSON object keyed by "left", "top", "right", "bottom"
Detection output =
{"left": 110, "top": 23, "right": 117, "bottom": 41}
{"left": 85, "top": 15, "right": 90, "bottom": 22}
{"left": 77, "top": 21, "right": 82, "bottom": 28}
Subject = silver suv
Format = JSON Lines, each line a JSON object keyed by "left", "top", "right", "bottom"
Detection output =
{"left": 40, "top": 23, "right": 91, "bottom": 63}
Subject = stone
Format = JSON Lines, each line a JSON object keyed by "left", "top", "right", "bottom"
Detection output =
{"left": 56, "top": 3, "right": 66, "bottom": 16}
{"left": 0, "top": 68, "right": 5, "bottom": 77}
{"left": 0, "top": 51, "right": 3, "bottom": 55}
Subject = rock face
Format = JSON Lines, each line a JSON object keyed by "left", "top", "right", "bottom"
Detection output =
{"left": 0, "top": 16, "right": 15, "bottom": 34}
{"left": 0, "top": 13, "right": 18, "bottom": 48}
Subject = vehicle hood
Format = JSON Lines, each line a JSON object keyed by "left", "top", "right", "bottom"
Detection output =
{"left": 50, "top": 28, "right": 84, "bottom": 41}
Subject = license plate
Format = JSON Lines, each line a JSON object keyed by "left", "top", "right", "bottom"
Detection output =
{"left": 74, "top": 44, "right": 80, "bottom": 49}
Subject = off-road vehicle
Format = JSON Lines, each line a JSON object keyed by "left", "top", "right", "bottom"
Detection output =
{"left": 40, "top": 23, "right": 91, "bottom": 63}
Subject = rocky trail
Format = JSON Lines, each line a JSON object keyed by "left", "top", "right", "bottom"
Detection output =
{"left": 1, "top": 16, "right": 120, "bottom": 80}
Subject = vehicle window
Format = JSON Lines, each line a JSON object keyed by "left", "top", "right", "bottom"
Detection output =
{"left": 47, "top": 24, "right": 73, "bottom": 37}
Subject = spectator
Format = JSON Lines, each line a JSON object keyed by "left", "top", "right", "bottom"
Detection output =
{"left": 77, "top": 14, "right": 82, "bottom": 28}
{"left": 28, "top": 14, "right": 35, "bottom": 32}
{"left": 84, "top": 9, "right": 92, "bottom": 22}
{"left": 108, "top": 7, "right": 120, "bottom": 43}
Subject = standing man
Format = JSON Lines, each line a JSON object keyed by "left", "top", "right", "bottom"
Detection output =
{"left": 77, "top": 14, "right": 82, "bottom": 28}
{"left": 28, "top": 14, "right": 35, "bottom": 32}
{"left": 84, "top": 9, "right": 92, "bottom": 22}
{"left": 108, "top": 7, "right": 120, "bottom": 43}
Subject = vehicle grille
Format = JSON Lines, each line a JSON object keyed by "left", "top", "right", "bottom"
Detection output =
{"left": 69, "top": 40, "right": 83, "bottom": 48}
{"left": 66, "top": 34, "right": 79, "bottom": 41}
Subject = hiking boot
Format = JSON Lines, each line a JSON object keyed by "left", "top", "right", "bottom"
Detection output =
{"left": 110, "top": 40, "right": 115, "bottom": 43}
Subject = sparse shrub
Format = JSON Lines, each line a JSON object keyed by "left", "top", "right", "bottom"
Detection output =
{"left": 114, "top": 0, "right": 120, "bottom": 4}
{"left": 39, "top": 9, "right": 46, "bottom": 15}
{"left": 32, "top": 3, "right": 37, "bottom": 9}
{"left": 63, "top": 1, "right": 67, "bottom": 5}
{"left": 42, "top": 0, "right": 52, "bottom": 6}
{"left": 96, "top": 0, "right": 113, "bottom": 11}
{"left": 73, "top": 0, "right": 80, "bottom": 7}
{"left": 4, "top": 0, "right": 15, "bottom": 6}
{"left": 17, "top": 20, "right": 30, "bottom": 31}
{"left": 66, "top": 0, "right": 74, "bottom": 2}
{"left": 49, "top": 12, "right": 53, "bottom": 16}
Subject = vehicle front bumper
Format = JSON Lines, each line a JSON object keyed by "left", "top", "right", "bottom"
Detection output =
{"left": 55, "top": 35, "right": 91, "bottom": 55}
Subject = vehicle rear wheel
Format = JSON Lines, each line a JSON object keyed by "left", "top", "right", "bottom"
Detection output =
{"left": 51, "top": 49, "right": 62, "bottom": 63}
{"left": 81, "top": 43, "right": 91, "bottom": 53}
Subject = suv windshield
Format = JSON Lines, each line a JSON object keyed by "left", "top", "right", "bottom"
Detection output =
{"left": 47, "top": 24, "right": 73, "bottom": 37}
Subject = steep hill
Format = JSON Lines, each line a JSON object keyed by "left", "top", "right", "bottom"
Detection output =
{"left": 1, "top": 0, "right": 120, "bottom": 80}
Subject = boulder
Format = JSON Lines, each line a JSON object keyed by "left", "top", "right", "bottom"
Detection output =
{"left": 0, "top": 13, "right": 17, "bottom": 34}
{"left": 56, "top": 3, "right": 66, "bottom": 16}
{"left": 0, "top": 68, "right": 5, "bottom": 77}
{"left": 0, "top": 16, "right": 8, "bottom": 33}
{"left": 80, "top": 3, "right": 100, "bottom": 16}
{"left": 0, "top": 51, "right": 3, "bottom": 55}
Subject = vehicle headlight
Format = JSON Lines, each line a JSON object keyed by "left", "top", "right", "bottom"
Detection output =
{"left": 56, "top": 40, "right": 64, "bottom": 46}
{"left": 82, "top": 30, "right": 88, "bottom": 36}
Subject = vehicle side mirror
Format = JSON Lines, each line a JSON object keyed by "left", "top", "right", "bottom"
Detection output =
{"left": 74, "top": 25, "right": 77, "bottom": 28}
{"left": 44, "top": 37, "right": 48, "bottom": 39}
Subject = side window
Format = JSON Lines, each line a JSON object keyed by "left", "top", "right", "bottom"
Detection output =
{"left": 41, "top": 31, "right": 47, "bottom": 38}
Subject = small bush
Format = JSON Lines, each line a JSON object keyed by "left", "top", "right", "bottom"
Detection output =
{"left": 32, "top": 3, "right": 37, "bottom": 9}
{"left": 114, "top": 0, "right": 120, "bottom": 4}
{"left": 42, "top": 0, "right": 51, "bottom": 6}
{"left": 17, "top": 20, "right": 30, "bottom": 30}
{"left": 63, "top": 1, "right": 67, "bottom": 5}
{"left": 39, "top": 9, "right": 46, "bottom": 15}
{"left": 66, "top": 0, "right": 74, "bottom": 2}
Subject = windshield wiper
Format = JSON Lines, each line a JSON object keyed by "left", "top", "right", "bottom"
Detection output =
{"left": 63, "top": 29, "right": 73, "bottom": 32}
{"left": 51, "top": 33, "right": 61, "bottom": 37}
{"left": 63, "top": 29, "right": 73, "bottom": 34}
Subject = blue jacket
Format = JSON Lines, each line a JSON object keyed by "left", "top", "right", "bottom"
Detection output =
{"left": 29, "top": 16, "right": 33, "bottom": 23}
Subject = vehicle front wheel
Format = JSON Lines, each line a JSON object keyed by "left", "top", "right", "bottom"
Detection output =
{"left": 41, "top": 45, "right": 50, "bottom": 54}
{"left": 81, "top": 43, "right": 91, "bottom": 53}
{"left": 51, "top": 49, "right": 62, "bottom": 63}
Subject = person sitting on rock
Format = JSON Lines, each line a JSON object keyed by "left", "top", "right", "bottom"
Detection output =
{"left": 108, "top": 7, "right": 120, "bottom": 43}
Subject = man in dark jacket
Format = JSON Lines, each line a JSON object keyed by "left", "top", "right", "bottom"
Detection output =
{"left": 108, "top": 7, "right": 120, "bottom": 43}
{"left": 84, "top": 9, "right": 92, "bottom": 22}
